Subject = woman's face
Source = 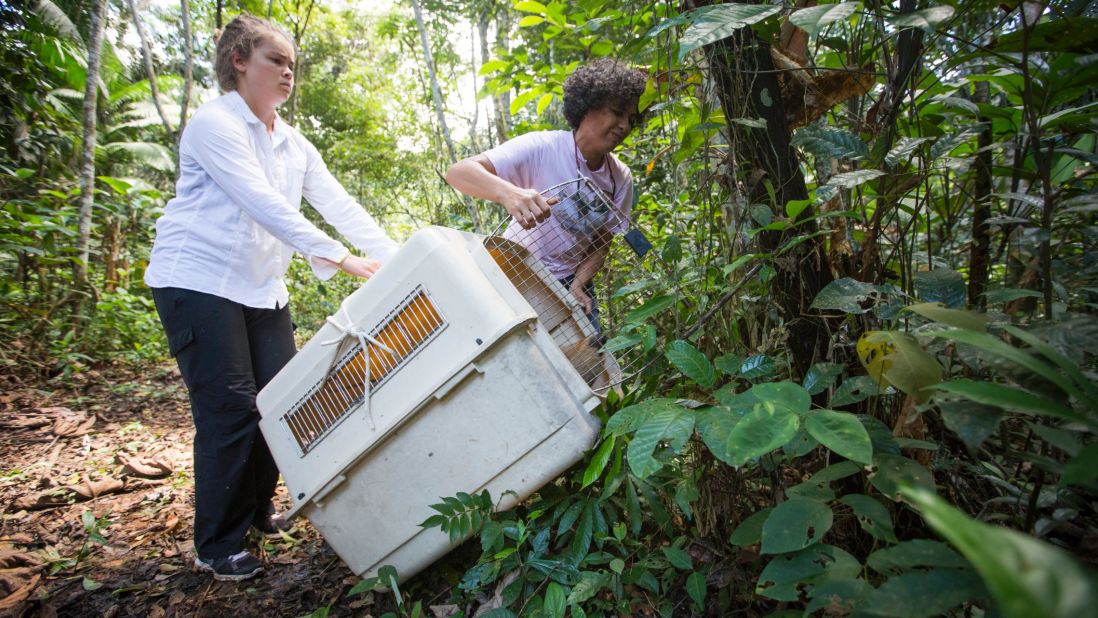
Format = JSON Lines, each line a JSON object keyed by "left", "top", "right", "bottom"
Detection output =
{"left": 233, "top": 35, "right": 295, "bottom": 108}
{"left": 578, "top": 100, "right": 639, "bottom": 156}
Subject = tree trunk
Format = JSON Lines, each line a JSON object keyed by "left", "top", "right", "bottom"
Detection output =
{"left": 494, "top": 6, "right": 512, "bottom": 141}
{"left": 128, "top": 0, "right": 172, "bottom": 135}
{"left": 703, "top": 22, "right": 834, "bottom": 376}
{"left": 284, "top": 0, "right": 316, "bottom": 125}
{"left": 103, "top": 216, "right": 121, "bottom": 292}
{"left": 968, "top": 80, "right": 992, "bottom": 308}
{"left": 179, "top": 0, "right": 193, "bottom": 138}
{"left": 478, "top": 9, "right": 510, "bottom": 144}
{"left": 411, "top": 0, "right": 481, "bottom": 231}
{"left": 75, "top": 0, "right": 108, "bottom": 291}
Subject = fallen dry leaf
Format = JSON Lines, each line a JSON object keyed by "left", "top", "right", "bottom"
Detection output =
{"left": 431, "top": 604, "right": 460, "bottom": 617}
{"left": 0, "top": 572, "right": 39, "bottom": 611}
{"left": 52, "top": 409, "right": 96, "bottom": 437}
{"left": 116, "top": 452, "right": 173, "bottom": 478}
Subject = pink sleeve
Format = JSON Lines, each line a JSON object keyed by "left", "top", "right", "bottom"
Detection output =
{"left": 483, "top": 131, "right": 550, "bottom": 189}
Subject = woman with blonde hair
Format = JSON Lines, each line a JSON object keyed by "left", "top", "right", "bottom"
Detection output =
{"left": 145, "top": 13, "right": 397, "bottom": 581}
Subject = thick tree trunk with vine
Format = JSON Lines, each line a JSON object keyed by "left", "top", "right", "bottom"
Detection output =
{"left": 703, "top": 26, "right": 834, "bottom": 376}
{"left": 74, "top": 0, "right": 108, "bottom": 296}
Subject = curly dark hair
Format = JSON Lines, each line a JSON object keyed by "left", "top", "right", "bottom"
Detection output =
{"left": 562, "top": 59, "right": 647, "bottom": 130}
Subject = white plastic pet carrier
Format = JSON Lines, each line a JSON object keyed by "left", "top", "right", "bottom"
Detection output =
{"left": 257, "top": 223, "right": 623, "bottom": 583}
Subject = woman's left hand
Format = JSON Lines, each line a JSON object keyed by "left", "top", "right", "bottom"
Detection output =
{"left": 340, "top": 255, "right": 382, "bottom": 278}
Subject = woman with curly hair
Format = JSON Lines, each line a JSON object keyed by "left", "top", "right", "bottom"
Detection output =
{"left": 446, "top": 59, "right": 646, "bottom": 331}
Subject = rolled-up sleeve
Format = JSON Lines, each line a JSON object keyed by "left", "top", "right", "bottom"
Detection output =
{"left": 301, "top": 139, "right": 399, "bottom": 269}
{"left": 183, "top": 110, "right": 348, "bottom": 266}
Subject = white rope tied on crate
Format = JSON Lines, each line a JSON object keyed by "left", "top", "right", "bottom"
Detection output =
{"left": 320, "top": 306, "right": 394, "bottom": 430}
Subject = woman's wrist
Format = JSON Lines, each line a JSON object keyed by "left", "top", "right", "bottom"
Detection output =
{"left": 337, "top": 252, "right": 352, "bottom": 270}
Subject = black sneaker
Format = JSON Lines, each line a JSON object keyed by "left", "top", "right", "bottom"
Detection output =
{"left": 194, "top": 550, "right": 264, "bottom": 581}
{"left": 253, "top": 510, "right": 292, "bottom": 537}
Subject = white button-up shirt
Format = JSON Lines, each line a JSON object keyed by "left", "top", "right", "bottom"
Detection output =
{"left": 144, "top": 91, "right": 398, "bottom": 309}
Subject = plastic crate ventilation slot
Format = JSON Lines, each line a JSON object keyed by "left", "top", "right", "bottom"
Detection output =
{"left": 282, "top": 285, "right": 446, "bottom": 454}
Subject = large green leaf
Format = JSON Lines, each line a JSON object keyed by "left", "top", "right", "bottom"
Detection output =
{"left": 857, "top": 331, "right": 943, "bottom": 401}
{"left": 789, "top": 2, "right": 860, "bottom": 38}
{"left": 665, "top": 340, "right": 716, "bottom": 388}
{"left": 605, "top": 398, "right": 681, "bottom": 436}
{"left": 567, "top": 571, "right": 609, "bottom": 605}
{"left": 1061, "top": 443, "right": 1098, "bottom": 486}
{"left": 931, "top": 380, "right": 1090, "bottom": 427}
{"left": 729, "top": 381, "right": 812, "bottom": 416}
{"left": 994, "top": 16, "right": 1098, "bottom": 54}
{"left": 625, "top": 294, "right": 677, "bottom": 324}
{"left": 840, "top": 493, "right": 897, "bottom": 543}
{"left": 724, "top": 401, "right": 800, "bottom": 467}
{"left": 870, "top": 453, "right": 935, "bottom": 501}
{"left": 824, "top": 169, "right": 884, "bottom": 189}
{"left": 889, "top": 5, "right": 955, "bottom": 31}
{"left": 755, "top": 544, "right": 860, "bottom": 602}
{"left": 830, "top": 376, "right": 884, "bottom": 406}
{"left": 792, "top": 124, "right": 868, "bottom": 160}
{"left": 937, "top": 399, "right": 1002, "bottom": 451}
{"left": 695, "top": 405, "right": 739, "bottom": 467}
{"left": 805, "top": 410, "right": 873, "bottom": 464}
{"left": 856, "top": 569, "right": 987, "bottom": 618}
{"left": 761, "top": 498, "right": 834, "bottom": 554}
{"left": 905, "top": 302, "right": 988, "bottom": 332}
{"left": 867, "top": 539, "right": 968, "bottom": 574}
{"left": 914, "top": 269, "right": 966, "bottom": 308}
{"left": 812, "top": 278, "right": 887, "bottom": 314}
{"left": 626, "top": 405, "right": 695, "bottom": 479}
{"left": 686, "top": 571, "right": 706, "bottom": 607}
{"left": 904, "top": 486, "right": 1098, "bottom": 618}
{"left": 729, "top": 507, "right": 772, "bottom": 547}
{"left": 802, "top": 362, "right": 844, "bottom": 395}
{"left": 544, "top": 581, "right": 566, "bottom": 618}
{"left": 102, "top": 142, "right": 174, "bottom": 172}
{"left": 678, "top": 4, "right": 782, "bottom": 61}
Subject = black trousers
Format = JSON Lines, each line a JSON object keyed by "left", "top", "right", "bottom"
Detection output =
{"left": 151, "top": 287, "right": 296, "bottom": 559}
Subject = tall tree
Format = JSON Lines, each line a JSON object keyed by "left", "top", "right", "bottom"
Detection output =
{"left": 75, "top": 0, "right": 109, "bottom": 291}
{"left": 128, "top": 0, "right": 173, "bottom": 135}
{"left": 178, "top": 0, "right": 194, "bottom": 157}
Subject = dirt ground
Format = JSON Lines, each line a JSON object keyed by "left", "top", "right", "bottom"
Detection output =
{"left": 0, "top": 364, "right": 465, "bottom": 617}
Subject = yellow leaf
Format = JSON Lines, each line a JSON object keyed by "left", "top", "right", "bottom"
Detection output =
{"left": 857, "top": 331, "right": 894, "bottom": 389}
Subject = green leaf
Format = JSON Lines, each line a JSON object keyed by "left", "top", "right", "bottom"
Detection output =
{"left": 890, "top": 5, "right": 956, "bottom": 31}
{"left": 544, "top": 582, "right": 566, "bottom": 618}
{"left": 870, "top": 453, "right": 935, "bottom": 501}
{"left": 1061, "top": 443, "right": 1098, "bottom": 486}
{"left": 829, "top": 376, "right": 883, "bottom": 406}
{"left": 582, "top": 436, "right": 615, "bottom": 488}
{"left": 755, "top": 544, "right": 860, "bottom": 602}
{"left": 665, "top": 340, "right": 716, "bottom": 388}
{"left": 812, "top": 277, "right": 887, "bottom": 314}
{"left": 536, "top": 93, "right": 554, "bottom": 115}
{"left": 825, "top": 169, "right": 884, "bottom": 189}
{"left": 905, "top": 302, "right": 988, "bottom": 331}
{"left": 761, "top": 497, "right": 834, "bottom": 554}
{"left": 857, "top": 331, "right": 943, "bottom": 402}
{"left": 792, "top": 124, "right": 869, "bottom": 160}
{"left": 662, "top": 546, "right": 693, "bottom": 570}
{"left": 82, "top": 576, "right": 104, "bottom": 591}
{"left": 840, "top": 493, "right": 898, "bottom": 543}
{"left": 714, "top": 353, "right": 742, "bottom": 375}
{"left": 103, "top": 142, "right": 174, "bottom": 172}
{"left": 885, "top": 136, "right": 935, "bottom": 167}
{"left": 802, "top": 362, "right": 843, "bottom": 395}
{"left": 914, "top": 269, "right": 966, "bottom": 308}
{"left": 518, "top": 15, "right": 545, "bottom": 27}
{"left": 686, "top": 571, "right": 706, "bottom": 607}
{"left": 805, "top": 410, "right": 873, "bottom": 464}
{"left": 606, "top": 398, "right": 679, "bottom": 436}
{"left": 725, "top": 403, "right": 801, "bottom": 467}
{"left": 510, "top": 89, "right": 540, "bottom": 115}
{"left": 730, "top": 507, "right": 772, "bottom": 547}
{"left": 857, "top": 569, "right": 987, "bottom": 618}
{"left": 904, "top": 485, "right": 1098, "bottom": 618}
{"left": 738, "top": 354, "right": 775, "bottom": 379}
{"left": 568, "top": 571, "right": 608, "bottom": 605}
{"left": 626, "top": 405, "right": 695, "bottom": 479}
{"left": 626, "top": 294, "right": 676, "bottom": 324}
{"left": 677, "top": 4, "right": 782, "bottom": 61}
{"left": 805, "top": 579, "right": 872, "bottom": 615}
{"left": 695, "top": 405, "right": 740, "bottom": 467}
{"left": 790, "top": 2, "right": 860, "bottom": 38}
{"left": 514, "top": 0, "right": 547, "bottom": 13}
{"left": 931, "top": 380, "right": 1087, "bottom": 426}
{"left": 937, "top": 400, "right": 1003, "bottom": 451}
{"left": 994, "top": 16, "right": 1098, "bottom": 54}
{"left": 867, "top": 539, "right": 969, "bottom": 574}
{"left": 985, "top": 288, "right": 1043, "bottom": 305}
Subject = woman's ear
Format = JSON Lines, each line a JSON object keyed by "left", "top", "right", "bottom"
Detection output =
{"left": 232, "top": 51, "right": 248, "bottom": 75}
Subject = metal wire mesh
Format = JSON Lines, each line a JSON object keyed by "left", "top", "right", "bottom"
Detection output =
{"left": 282, "top": 286, "right": 447, "bottom": 454}
{"left": 485, "top": 176, "right": 639, "bottom": 392}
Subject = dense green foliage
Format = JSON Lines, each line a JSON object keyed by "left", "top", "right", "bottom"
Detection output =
{"left": 2, "top": 0, "right": 1097, "bottom": 616}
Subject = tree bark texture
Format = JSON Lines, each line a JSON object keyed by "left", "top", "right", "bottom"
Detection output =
{"left": 968, "top": 79, "right": 992, "bottom": 308}
{"left": 75, "top": 0, "right": 108, "bottom": 289}
{"left": 702, "top": 20, "right": 834, "bottom": 376}
{"left": 179, "top": 0, "right": 193, "bottom": 137}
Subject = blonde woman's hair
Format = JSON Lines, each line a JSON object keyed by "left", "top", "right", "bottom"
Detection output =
{"left": 214, "top": 14, "right": 291, "bottom": 93}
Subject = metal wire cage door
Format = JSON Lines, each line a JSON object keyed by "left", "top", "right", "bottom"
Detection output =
{"left": 483, "top": 176, "right": 644, "bottom": 391}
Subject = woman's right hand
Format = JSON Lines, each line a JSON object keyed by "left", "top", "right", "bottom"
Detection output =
{"left": 501, "top": 187, "right": 556, "bottom": 229}
{"left": 340, "top": 255, "right": 382, "bottom": 278}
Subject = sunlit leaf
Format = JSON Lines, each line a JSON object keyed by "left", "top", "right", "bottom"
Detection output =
{"left": 805, "top": 410, "right": 873, "bottom": 464}
{"left": 677, "top": 4, "right": 782, "bottom": 61}
{"left": 665, "top": 340, "right": 716, "bottom": 388}
{"left": 790, "top": 2, "right": 860, "bottom": 38}
{"left": 889, "top": 5, "right": 956, "bottom": 31}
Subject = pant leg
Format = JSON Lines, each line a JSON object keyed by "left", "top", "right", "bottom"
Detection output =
{"left": 242, "top": 304, "right": 296, "bottom": 520}
{"left": 152, "top": 287, "right": 287, "bottom": 559}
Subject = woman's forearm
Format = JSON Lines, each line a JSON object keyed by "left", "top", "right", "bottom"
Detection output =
{"left": 444, "top": 155, "right": 552, "bottom": 229}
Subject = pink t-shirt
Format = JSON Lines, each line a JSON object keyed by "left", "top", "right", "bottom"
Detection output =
{"left": 485, "top": 130, "right": 633, "bottom": 279}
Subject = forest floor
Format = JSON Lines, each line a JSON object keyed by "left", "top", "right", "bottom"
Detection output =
{"left": 0, "top": 364, "right": 468, "bottom": 617}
